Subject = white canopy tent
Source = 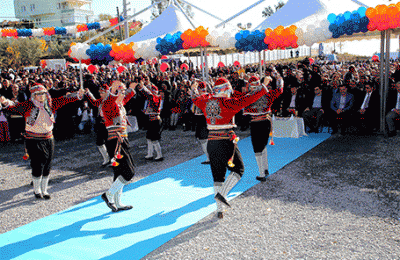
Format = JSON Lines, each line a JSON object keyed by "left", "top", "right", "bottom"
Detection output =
{"left": 122, "top": 3, "right": 197, "bottom": 44}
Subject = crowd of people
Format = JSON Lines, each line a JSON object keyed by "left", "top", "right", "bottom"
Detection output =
{"left": 0, "top": 58, "right": 399, "bottom": 142}
{"left": 1, "top": 56, "right": 400, "bottom": 217}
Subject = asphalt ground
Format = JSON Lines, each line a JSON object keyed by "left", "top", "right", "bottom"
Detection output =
{"left": 1, "top": 128, "right": 399, "bottom": 259}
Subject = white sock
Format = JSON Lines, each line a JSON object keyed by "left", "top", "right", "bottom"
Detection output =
{"left": 153, "top": 141, "right": 163, "bottom": 159}
{"left": 106, "top": 176, "right": 125, "bottom": 203}
{"left": 145, "top": 139, "right": 154, "bottom": 158}
{"left": 41, "top": 176, "right": 50, "bottom": 195}
{"left": 214, "top": 182, "right": 223, "bottom": 212}
{"left": 114, "top": 186, "right": 128, "bottom": 208}
{"left": 220, "top": 172, "right": 241, "bottom": 198}
{"left": 261, "top": 147, "right": 269, "bottom": 175}
{"left": 97, "top": 145, "right": 110, "bottom": 164}
{"left": 199, "top": 139, "right": 209, "bottom": 161}
{"left": 255, "top": 152, "right": 264, "bottom": 177}
{"left": 32, "top": 176, "right": 42, "bottom": 194}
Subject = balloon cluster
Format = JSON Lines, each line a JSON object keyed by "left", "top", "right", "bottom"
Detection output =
{"left": 54, "top": 27, "right": 67, "bottom": 35}
{"left": 206, "top": 25, "right": 238, "bottom": 49}
{"left": 295, "top": 20, "right": 332, "bottom": 46}
{"left": 40, "top": 60, "right": 47, "bottom": 69}
{"left": 110, "top": 43, "right": 136, "bottom": 64}
{"left": 16, "top": 29, "right": 32, "bottom": 37}
{"left": 181, "top": 26, "right": 210, "bottom": 49}
{"left": 235, "top": 30, "right": 268, "bottom": 52}
{"left": 264, "top": 25, "right": 298, "bottom": 50}
{"left": 366, "top": 4, "right": 400, "bottom": 31}
{"left": 327, "top": 7, "right": 369, "bottom": 38}
{"left": 1, "top": 17, "right": 119, "bottom": 38}
{"left": 156, "top": 32, "right": 183, "bottom": 55}
{"left": 134, "top": 40, "right": 160, "bottom": 60}
{"left": 1, "top": 29, "right": 18, "bottom": 37}
{"left": 69, "top": 42, "right": 91, "bottom": 65}
{"left": 86, "top": 43, "right": 113, "bottom": 66}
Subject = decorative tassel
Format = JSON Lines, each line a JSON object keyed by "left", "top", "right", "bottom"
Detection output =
{"left": 111, "top": 158, "right": 119, "bottom": 167}
{"left": 116, "top": 153, "right": 123, "bottom": 159}
{"left": 228, "top": 157, "right": 235, "bottom": 168}
{"left": 269, "top": 131, "right": 275, "bottom": 145}
{"left": 23, "top": 153, "right": 29, "bottom": 160}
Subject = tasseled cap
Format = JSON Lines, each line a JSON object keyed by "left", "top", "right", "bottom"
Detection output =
{"left": 99, "top": 84, "right": 110, "bottom": 92}
{"left": 213, "top": 77, "right": 232, "bottom": 97}
{"left": 248, "top": 76, "right": 260, "bottom": 86}
{"left": 198, "top": 81, "right": 207, "bottom": 90}
{"left": 30, "top": 84, "right": 47, "bottom": 95}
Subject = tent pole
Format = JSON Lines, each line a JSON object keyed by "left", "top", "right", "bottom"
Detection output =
{"left": 200, "top": 47, "right": 205, "bottom": 80}
{"left": 174, "top": 0, "right": 196, "bottom": 30}
{"left": 384, "top": 30, "right": 391, "bottom": 135}
{"left": 216, "top": 0, "right": 265, "bottom": 28}
{"left": 263, "top": 50, "right": 266, "bottom": 75}
{"left": 379, "top": 30, "right": 386, "bottom": 134}
{"left": 84, "top": 2, "right": 158, "bottom": 44}
{"left": 79, "top": 60, "right": 83, "bottom": 90}
{"left": 179, "top": 0, "right": 224, "bottom": 22}
{"left": 205, "top": 47, "right": 209, "bottom": 82}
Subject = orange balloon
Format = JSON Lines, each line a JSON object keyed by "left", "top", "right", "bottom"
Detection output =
{"left": 366, "top": 7, "right": 377, "bottom": 18}
{"left": 265, "top": 28, "right": 273, "bottom": 37}
{"left": 376, "top": 5, "right": 388, "bottom": 15}
{"left": 288, "top": 25, "right": 297, "bottom": 34}
{"left": 274, "top": 25, "right": 284, "bottom": 35}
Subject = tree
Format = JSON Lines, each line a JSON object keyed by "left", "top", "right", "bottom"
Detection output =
{"left": 262, "top": 0, "right": 286, "bottom": 18}
{"left": 151, "top": 0, "right": 193, "bottom": 20}
{"left": 97, "top": 14, "right": 114, "bottom": 22}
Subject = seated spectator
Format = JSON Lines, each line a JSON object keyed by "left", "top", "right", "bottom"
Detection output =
{"left": 281, "top": 84, "right": 304, "bottom": 117}
{"left": 352, "top": 82, "right": 380, "bottom": 135}
{"left": 330, "top": 84, "right": 354, "bottom": 134}
{"left": 385, "top": 81, "right": 400, "bottom": 137}
{"left": 302, "top": 86, "right": 331, "bottom": 133}
{"left": 77, "top": 101, "right": 94, "bottom": 134}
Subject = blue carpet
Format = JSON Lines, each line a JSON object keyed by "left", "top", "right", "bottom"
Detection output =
{"left": 0, "top": 133, "right": 330, "bottom": 260}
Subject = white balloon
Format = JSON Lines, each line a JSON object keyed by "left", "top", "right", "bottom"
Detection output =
{"left": 100, "top": 21, "right": 111, "bottom": 29}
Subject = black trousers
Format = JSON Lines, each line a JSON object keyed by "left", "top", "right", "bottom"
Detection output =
{"left": 207, "top": 139, "right": 244, "bottom": 183}
{"left": 94, "top": 117, "right": 108, "bottom": 146}
{"left": 194, "top": 115, "right": 208, "bottom": 140}
{"left": 250, "top": 119, "right": 271, "bottom": 153}
{"left": 25, "top": 138, "right": 55, "bottom": 178}
{"left": 106, "top": 138, "right": 135, "bottom": 182}
{"left": 146, "top": 119, "right": 162, "bottom": 141}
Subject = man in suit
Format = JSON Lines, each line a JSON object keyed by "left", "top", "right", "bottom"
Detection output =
{"left": 330, "top": 84, "right": 354, "bottom": 134}
{"left": 385, "top": 81, "right": 400, "bottom": 137}
{"left": 281, "top": 84, "right": 304, "bottom": 117}
{"left": 353, "top": 82, "right": 380, "bottom": 135}
{"left": 302, "top": 86, "right": 331, "bottom": 133}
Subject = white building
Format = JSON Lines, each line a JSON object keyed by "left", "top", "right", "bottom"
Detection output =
{"left": 14, "top": 0, "right": 94, "bottom": 28}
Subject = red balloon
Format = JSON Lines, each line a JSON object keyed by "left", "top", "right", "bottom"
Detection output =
{"left": 117, "top": 66, "right": 127, "bottom": 73}
{"left": 218, "top": 62, "right": 225, "bottom": 67}
{"left": 180, "top": 63, "right": 189, "bottom": 70}
{"left": 233, "top": 61, "right": 240, "bottom": 66}
{"left": 309, "top": 58, "right": 315, "bottom": 65}
{"left": 372, "top": 55, "right": 379, "bottom": 62}
{"left": 160, "top": 62, "right": 170, "bottom": 72}
{"left": 161, "top": 55, "right": 168, "bottom": 59}
{"left": 88, "top": 64, "right": 97, "bottom": 74}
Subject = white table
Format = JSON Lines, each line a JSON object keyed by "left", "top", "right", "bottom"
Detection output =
{"left": 272, "top": 116, "right": 307, "bottom": 138}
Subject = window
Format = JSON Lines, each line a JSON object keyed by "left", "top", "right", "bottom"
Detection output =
{"left": 30, "top": 4, "right": 35, "bottom": 11}
{"left": 21, "top": 6, "right": 26, "bottom": 12}
{"left": 57, "top": 3, "right": 61, "bottom": 9}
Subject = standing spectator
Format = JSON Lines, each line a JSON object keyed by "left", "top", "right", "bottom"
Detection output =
{"left": 0, "top": 108, "right": 10, "bottom": 142}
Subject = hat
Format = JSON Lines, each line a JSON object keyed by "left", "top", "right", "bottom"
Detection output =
{"left": 248, "top": 76, "right": 260, "bottom": 86}
{"left": 30, "top": 84, "right": 47, "bottom": 95}
{"left": 99, "top": 84, "right": 110, "bottom": 92}
{"left": 213, "top": 78, "right": 232, "bottom": 97}
{"left": 198, "top": 81, "right": 207, "bottom": 90}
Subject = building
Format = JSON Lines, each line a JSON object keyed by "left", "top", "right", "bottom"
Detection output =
{"left": 14, "top": 0, "right": 94, "bottom": 28}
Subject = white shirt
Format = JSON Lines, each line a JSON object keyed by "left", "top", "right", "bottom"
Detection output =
{"left": 289, "top": 94, "right": 296, "bottom": 108}
{"left": 396, "top": 93, "right": 400, "bottom": 110}
{"left": 361, "top": 93, "right": 371, "bottom": 110}
{"left": 339, "top": 95, "right": 346, "bottom": 109}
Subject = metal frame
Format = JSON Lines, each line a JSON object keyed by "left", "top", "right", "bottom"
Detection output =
{"left": 215, "top": 0, "right": 265, "bottom": 28}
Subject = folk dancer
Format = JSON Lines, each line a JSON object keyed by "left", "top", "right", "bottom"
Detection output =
{"left": 0, "top": 85, "right": 84, "bottom": 199}
{"left": 243, "top": 76, "right": 282, "bottom": 182}
{"left": 85, "top": 81, "right": 136, "bottom": 212}
{"left": 191, "top": 81, "right": 211, "bottom": 164}
{"left": 191, "top": 78, "right": 268, "bottom": 218}
{"left": 138, "top": 78, "right": 164, "bottom": 161}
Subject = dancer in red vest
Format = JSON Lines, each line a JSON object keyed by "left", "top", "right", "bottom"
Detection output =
{"left": 138, "top": 77, "right": 164, "bottom": 161}
{"left": 85, "top": 81, "right": 136, "bottom": 212}
{"left": 191, "top": 77, "right": 268, "bottom": 219}
{"left": 243, "top": 76, "right": 282, "bottom": 182}
{"left": 0, "top": 85, "right": 84, "bottom": 199}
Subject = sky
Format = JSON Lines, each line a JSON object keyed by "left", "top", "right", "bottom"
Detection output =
{"left": 0, "top": 0, "right": 394, "bottom": 56}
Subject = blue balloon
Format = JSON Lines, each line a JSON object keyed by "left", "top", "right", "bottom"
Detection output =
{"left": 344, "top": 11, "right": 352, "bottom": 21}
{"left": 156, "top": 37, "right": 162, "bottom": 44}
{"left": 235, "top": 33, "right": 242, "bottom": 41}
{"left": 357, "top": 7, "right": 367, "bottom": 17}
{"left": 327, "top": 13, "right": 337, "bottom": 24}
